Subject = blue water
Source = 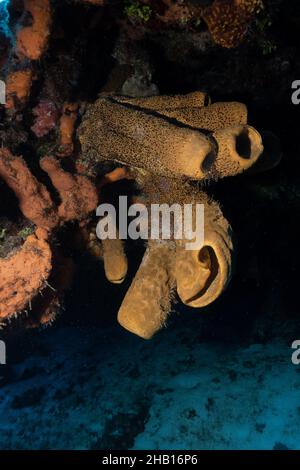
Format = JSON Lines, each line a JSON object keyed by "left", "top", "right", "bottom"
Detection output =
{"left": 0, "top": 320, "right": 299, "bottom": 450}
{"left": 0, "top": 0, "right": 11, "bottom": 38}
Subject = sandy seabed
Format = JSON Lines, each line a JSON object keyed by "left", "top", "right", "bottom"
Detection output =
{"left": 0, "top": 319, "right": 299, "bottom": 450}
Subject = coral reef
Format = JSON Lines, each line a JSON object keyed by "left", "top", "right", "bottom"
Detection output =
{"left": 0, "top": 0, "right": 281, "bottom": 340}
{"left": 123, "top": 0, "right": 264, "bottom": 48}
{"left": 1, "top": 0, "right": 300, "bottom": 453}
{"left": 0, "top": 86, "right": 271, "bottom": 338}
{"left": 79, "top": 91, "right": 270, "bottom": 338}
{"left": 0, "top": 148, "right": 98, "bottom": 325}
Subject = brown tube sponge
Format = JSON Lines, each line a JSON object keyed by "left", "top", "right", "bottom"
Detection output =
{"left": 175, "top": 199, "right": 233, "bottom": 308}
{"left": 162, "top": 102, "right": 248, "bottom": 131}
{"left": 118, "top": 242, "right": 175, "bottom": 339}
{"left": 40, "top": 156, "right": 98, "bottom": 222}
{"left": 79, "top": 93, "right": 265, "bottom": 181}
{"left": 0, "top": 232, "right": 52, "bottom": 320}
{"left": 115, "top": 91, "right": 210, "bottom": 111}
{"left": 79, "top": 97, "right": 215, "bottom": 179}
{"left": 16, "top": 0, "right": 52, "bottom": 61}
{"left": 5, "top": 70, "right": 33, "bottom": 110}
{"left": 0, "top": 149, "right": 59, "bottom": 230}
{"left": 102, "top": 237, "right": 128, "bottom": 284}
{"left": 213, "top": 125, "right": 264, "bottom": 177}
{"left": 247, "top": 131, "right": 282, "bottom": 174}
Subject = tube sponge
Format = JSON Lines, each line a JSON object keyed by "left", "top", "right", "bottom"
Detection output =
{"left": 118, "top": 241, "right": 175, "bottom": 339}
{"left": 79, "top": 92, "right": 264, "bottom": 181}
{"left": 213, "top": 125, "right": 264, "bottom": 177}
{"left": 80, "top": 96, "right": 214, "bottom": 179}
{"left": 161, "top": 102, "right": 248, "bottom": 131}
{"left": 102, "top": 237, "right": 128, "bottom": 284}
{"left": 174, "top": 198, "right": 233, "bottom": 308}
{"left": 115, "top": 91, "right": 210, "bottom": 111}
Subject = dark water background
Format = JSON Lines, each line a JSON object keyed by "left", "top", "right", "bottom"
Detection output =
{"left": 1, "top": 0, "right": 300, "bottom": 450}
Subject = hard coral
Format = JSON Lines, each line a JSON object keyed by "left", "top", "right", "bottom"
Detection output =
{"left": 202, "top": 0, "right": 264, "bottom": 48}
